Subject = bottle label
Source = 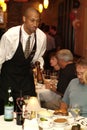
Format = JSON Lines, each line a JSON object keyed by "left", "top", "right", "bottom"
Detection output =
{"left": 8, "top": 89, "right": 11, "bottom": 93}
{"left": 9, "top": 96, "right": 13, "bottom": 102}
{"left": 4, "top": 106, "right": 14, "bottom": 119}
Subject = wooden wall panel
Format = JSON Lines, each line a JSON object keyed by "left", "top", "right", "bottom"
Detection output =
{"left": 83, "top": 8, "right": 87, "bottom": 57}
{"left": 74, "top": 0, "right": 87, "bottom": 57}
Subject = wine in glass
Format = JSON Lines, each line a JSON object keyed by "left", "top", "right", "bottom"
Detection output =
{"left": 50, "top": 71, "right": 58, "bottom": 87}
{"left": 69, "top": 104, "right": 80, "bottom": 121}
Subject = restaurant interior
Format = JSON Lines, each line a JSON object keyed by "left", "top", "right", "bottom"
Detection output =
{"left": 0, "top": 0, "right": 87, "bottom": 130}
{"left": 0, "top": 0, "right": 87, "bottom": 57}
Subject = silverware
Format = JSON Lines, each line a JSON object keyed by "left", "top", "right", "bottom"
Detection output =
{"left": 81, "top": 120, "right": 87, "bottom": 126}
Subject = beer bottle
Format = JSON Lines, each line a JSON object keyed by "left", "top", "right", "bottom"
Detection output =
{"left": 4, "top": 87, "right": 14, "bottom": 121}
{"left": 35, "top": 61, "right": 43, "bottom": 84}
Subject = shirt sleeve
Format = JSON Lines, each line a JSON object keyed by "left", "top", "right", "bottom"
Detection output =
{"left": 0, "top": 34, "right": 7, "bottom": 72}
{"left": 57, "top": 64, "right": 76, "bottom": 95}
{"left": 0, "top": 32, "right": 17, "bottom": 72}
{"left": 57, "top": 68, "right": 70, "bottom": 95}
{"left": 32, "top": 32, "right": 47, "bottom": 69}
{"left": 37, "top": 36, "right": 47, "bottom": 69}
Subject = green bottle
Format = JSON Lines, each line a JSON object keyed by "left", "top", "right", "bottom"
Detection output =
{"left": 4, "top": 87, "right": 14, "bottom": 121}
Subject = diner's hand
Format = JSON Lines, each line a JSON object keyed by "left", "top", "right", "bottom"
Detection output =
{"left": 45, "top": 83, "right": 51, "bottom": 89}
{"left": 45, "top": 83, "right": 56, "bottom": 92}
{"left": 60, "top": 101, "right": 68, "bottom": 110}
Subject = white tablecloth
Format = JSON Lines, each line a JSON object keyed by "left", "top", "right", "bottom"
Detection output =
{"left": 0, "top": 115, "right": 87, "bottom": 130}
{"left": 0, "top": 115, "right": 65, "bottom": 130}
{"left": 0, "top": 115, "right": 22, "bottom": 130}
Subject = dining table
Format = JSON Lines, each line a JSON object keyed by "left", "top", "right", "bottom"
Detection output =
{"left": 0, "top": 83, "right": 86, "bottom": 130}
{"left": 0, "top": 112, "right": 87, "bottom": 130}
{"left": 0, "top": 115, "right": 22, "bottom": 130}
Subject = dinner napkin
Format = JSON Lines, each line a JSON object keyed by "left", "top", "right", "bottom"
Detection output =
{"left": 23, "top": 118, "right": 39, "bottom": 130}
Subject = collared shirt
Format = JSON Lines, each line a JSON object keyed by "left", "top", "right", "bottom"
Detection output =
{"left": 0, "top": 25, "right": 47, "bottom": 72}
{"left": 21, "top": 25, "right": 35, "bottom": 52}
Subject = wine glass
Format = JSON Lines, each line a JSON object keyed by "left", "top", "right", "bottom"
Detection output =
{"left": 69, "top": 104, "right": 80, "bottom": 122}
{"left": 43, "top": 70, "right": 51, "bottom": 85}
{"left": 50, "top": 71, "right": 58, "bottom": 87}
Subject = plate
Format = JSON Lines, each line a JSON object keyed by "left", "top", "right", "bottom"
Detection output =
{"left": 36, "top": 83, "right": 44, "bottom": 89}
{"left": 38, "top": 118, "right": 53, "bottom": 129}
{"left": 53, "top": 109, "right": 69, "bottom": 116}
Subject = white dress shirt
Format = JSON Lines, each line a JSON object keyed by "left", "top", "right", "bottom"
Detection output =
{"left": 0, "top": 25, "right": 47, "bottom": 72}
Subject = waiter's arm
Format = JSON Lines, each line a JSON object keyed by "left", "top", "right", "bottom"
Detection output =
{"left": 0, "top": 33, "right": 18, "bottom": 73}
{"left": 33, "top": 34, "right": 47, "bottom": 69}
{"left": 0, "top": 35, "right": 7, "bottom": 72}
{"left": 37, "top": 37, "right": 47, "bottom": 69}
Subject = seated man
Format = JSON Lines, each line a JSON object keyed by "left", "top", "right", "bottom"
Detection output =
{"left": 46, "top": 49, "right": 77, "bottom": 96}
{"left": 40, "top": 49, "right": 76, "bottom": 109}
{"left": 62, "top": 57, "right": 87, "bottom": 117}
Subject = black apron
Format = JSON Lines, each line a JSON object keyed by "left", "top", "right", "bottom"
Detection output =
{"left": 0, "top": 28, "right": 37, "bottom": 100}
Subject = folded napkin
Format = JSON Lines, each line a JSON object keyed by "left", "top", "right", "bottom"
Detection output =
{"left": 23, "top": 118, "right": 39, "bottom": 130}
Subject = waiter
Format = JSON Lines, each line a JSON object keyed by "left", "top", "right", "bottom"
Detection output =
{"left": 0, "top": 7, "right": 46, "bottom": 115}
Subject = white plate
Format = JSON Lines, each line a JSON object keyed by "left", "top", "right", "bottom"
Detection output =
{"left": 38, "top": 117, "right": 53, "bottom": 129}
{"left": 53, "top": 111, "right": 71, "bottom": 117}
{"left": 36, "top": 83, "right": 44, "bottom": 89}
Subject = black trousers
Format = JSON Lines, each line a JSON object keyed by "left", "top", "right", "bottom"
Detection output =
{"left": 0, "top": 99, "right": 4, "bottom": 115}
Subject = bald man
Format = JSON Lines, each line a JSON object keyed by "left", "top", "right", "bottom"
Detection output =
{"left": 0, "top": 7, "right": 46, "bottom": 114}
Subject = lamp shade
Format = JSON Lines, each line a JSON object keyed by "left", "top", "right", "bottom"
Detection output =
{"left": 27, "top": 96, "right": 41, "bottom": 112}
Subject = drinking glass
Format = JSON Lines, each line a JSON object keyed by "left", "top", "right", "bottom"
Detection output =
{"left": 69, "top": 104, "right": 80, "bottom": 122}
{"left": 50, "top": 71, "right": 58, "bottom": 87}
{"left": 43, "top": 70, "right": 51, "bottom": 84}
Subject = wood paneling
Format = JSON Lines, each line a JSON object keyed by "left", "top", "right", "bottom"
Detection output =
{"left": 58, "top": 0, "right": 74, "bottom": 53}
{"left": 74, "top": 0, "right": 87, "bottom": 57}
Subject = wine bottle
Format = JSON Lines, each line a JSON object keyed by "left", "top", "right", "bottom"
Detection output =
{"left": 4, "top": 87, "right": 14, "bottom": 121}
{"left": 35, "top": 61, "right": 44, "bottom": 84}
{"left": 16, "top": 90, "right": 24, "bottom": 125}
